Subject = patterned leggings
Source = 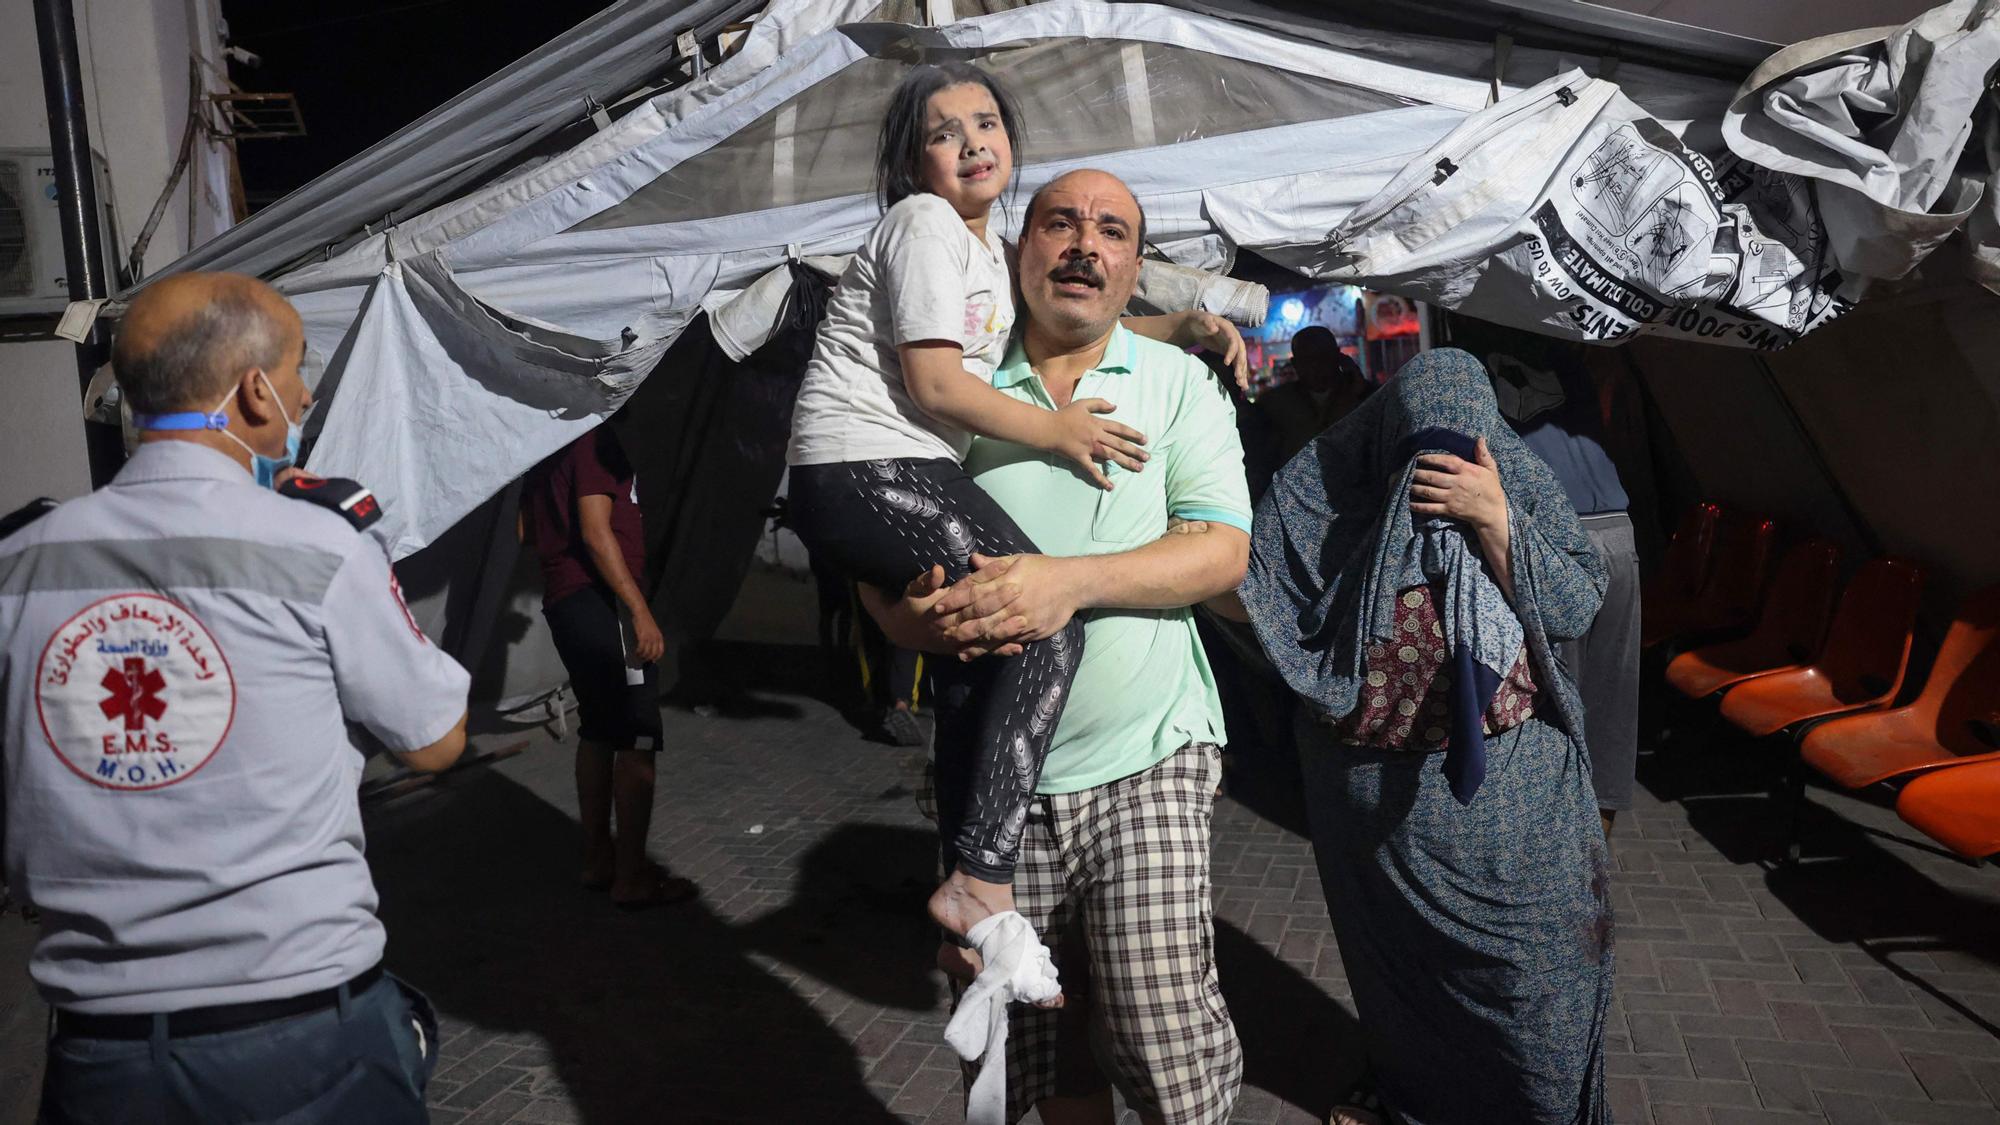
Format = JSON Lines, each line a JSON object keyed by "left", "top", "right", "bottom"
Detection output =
{"left": 789, "top": 457, "right": 1082, "bottom": 883}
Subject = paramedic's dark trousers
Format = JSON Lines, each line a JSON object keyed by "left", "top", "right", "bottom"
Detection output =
{"left": 790, "top": 457, "right": 1083, "bottom": 882}
{"left": 39, "top": 972, "right": 436, "bottom": 1124}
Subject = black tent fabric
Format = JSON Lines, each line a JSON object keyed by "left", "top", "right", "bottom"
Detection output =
{"left": 612, "top": 263, "right": 832, "bottom": 687}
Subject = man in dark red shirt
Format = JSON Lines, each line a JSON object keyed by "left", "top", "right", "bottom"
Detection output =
{"left": 522, "top": 426, "right": 693, "bottom": 909}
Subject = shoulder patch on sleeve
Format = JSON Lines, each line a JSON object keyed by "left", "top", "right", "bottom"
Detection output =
{"left": 277, "top": 474, "right": 382, "bottom": 532}
{"left": 0, "top": 498, "right": 59, "bottom": 542}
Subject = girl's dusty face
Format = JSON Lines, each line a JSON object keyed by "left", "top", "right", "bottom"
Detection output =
{"left": 919, "top": 82, "right": 1012, "bottom": 219}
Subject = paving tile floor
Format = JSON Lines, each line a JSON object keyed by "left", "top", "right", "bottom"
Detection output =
{"left": 3, "top": 569, "right": 1999, "bottom": 1124}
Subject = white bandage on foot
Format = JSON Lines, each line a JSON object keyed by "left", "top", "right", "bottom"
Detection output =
{"left": 943, "top": 911, "right": 1061, "bottom": 1125}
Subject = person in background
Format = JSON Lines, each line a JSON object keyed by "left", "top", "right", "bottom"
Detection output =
{"left": 522, "top": 426, "right": 695, "bottom": 910}
{"left": 1259, "top": 325, "right": 1372, "bottom": 463}
{"left": 875, "top": 643, "right": 932, "bottom": 747}
{"left": 1208, "top": 351, "right": 1280, "bottom": 504}
{"left": 1473, "top": 323, "right": 1639, "bottom": 840}
{"left": 3, "top": 272, "right": 468, "bottom": 1123}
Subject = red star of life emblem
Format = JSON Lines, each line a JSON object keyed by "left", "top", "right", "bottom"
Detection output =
{"left": 99, "top": 657, "right": 168, "bottom": 731}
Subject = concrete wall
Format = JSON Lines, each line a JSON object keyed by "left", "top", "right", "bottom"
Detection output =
{"left": 0, "top": 341, "right": 93, "bottom": 512}
{"left": 0, "top": 0, "right": 230, "bottom": 511}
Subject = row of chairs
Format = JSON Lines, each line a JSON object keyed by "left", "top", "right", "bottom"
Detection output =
{"left": 1644, "top": 503, "right": 2000, "bottom": 862}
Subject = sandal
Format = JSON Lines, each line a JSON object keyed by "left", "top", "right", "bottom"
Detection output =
{"left": 882, "top": 705, "right": 926, "bottom": 747}
{"left": 1327, "top": 1073, "right": 1388, "bottom": 1125}
{"left": 609, "top": 862, "right": 699, "bottom": 911}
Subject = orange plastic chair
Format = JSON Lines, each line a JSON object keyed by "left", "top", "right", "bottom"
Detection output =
{"left": 1641, "top": 503, "right": 1721, "bottom": 645}
{"left": 1643, "top": 512, "right": 1778, "bottom": 648}
{"left": 1665, "top": 538, "right": 1841, "bottom": 699}
{"left": 1897, "top": 759, "right": 2000, "bottom": 860}
{"left": 1801, "top": 585, "right": 2000, "bottom": 789}
{"left": 1718, "top": 558, "right": 1925, "bottom": 737}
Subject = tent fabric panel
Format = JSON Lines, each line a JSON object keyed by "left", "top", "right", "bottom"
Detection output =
{"left": 1160, "top": 0, "right": 1739, "bottom": 122}
{"left": 1723, "top": 0, "right": 2000, "bottom": 282}
{"left": 571, "top": 32, "right": 1417, "bottom": 230}
{"left": 435, "top": 29, "right": 875, "bottom": 274}
{"left": 1229, "top": 70, "right": 1886, "bottom": 350}
{"left": 304, "top": 256, "right": 680, "bottom": 559}
{"left": 512, "top": 106, "right": 1467, "bottom": 267}
{"left": 1623, "top": 338, "right": 1873, "bottom": 552}
{"left": 1761, "top": 287, "right": 2000, "bottom": 603}
{"left": 1626, "top": 285, "right": 2000, "bottom": 608}
{"left": 1573, "top": 0, "right": 1939, "bottom": 54}
{"left": 443, "top": 4, "right": 1500, "bottom": 273}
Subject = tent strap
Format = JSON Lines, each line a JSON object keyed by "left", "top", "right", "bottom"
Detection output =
{"left": 1490, "top": 33, "right": 1514, "bottom": 106}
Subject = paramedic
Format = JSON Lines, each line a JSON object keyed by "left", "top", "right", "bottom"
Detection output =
{"left": 0, "top": 272, "right": 469, "bottom": 1123}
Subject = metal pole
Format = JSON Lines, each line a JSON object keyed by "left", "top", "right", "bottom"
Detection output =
{"left": 35, "top": 0, "right": 125, "bottom": 488}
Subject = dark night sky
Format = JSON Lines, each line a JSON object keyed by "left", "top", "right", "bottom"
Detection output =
{"left": 220, "top": 0, "right": 617, "bottom": 210}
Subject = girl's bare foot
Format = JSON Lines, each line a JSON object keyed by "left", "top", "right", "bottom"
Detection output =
{"left": 930, "top": 874, "right": 1063, "bottom": 1009}
{"left": 928, "top": 868, "right": 1015, "bottom": 939}
{"left": 936, "top": 941, "right": 983, "bottom": 983}
{"left": 937, "top": 937, "right": 1061, "bottom": 1008}
{"left": 1327, "top": 1109, "right": 1384, "bottom": 1125}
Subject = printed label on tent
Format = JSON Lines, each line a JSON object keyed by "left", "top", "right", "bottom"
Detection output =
{"left": 35, "top": 594, "right": 235, "bottom": 791}
{"left": 1522, "top": 120, "right": 1852, "bottom": 349}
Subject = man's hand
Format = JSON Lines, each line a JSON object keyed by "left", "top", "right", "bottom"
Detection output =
{"left": 1046, "top": 399, "right": 1147, "bottom": 491}
{"left": 630, "top": 609, "right": 666, "bottom": 665}
{"left": 856, "top": 562, "right": 1030, "bottom": 661}
{"left": 1410, "top": 436, "right": 1508, "bottom": 533}
{"left": 931, "top": 554, "right": 1085, "bottom": 655}
{"left": 1174, "top": 311, "right": 1249, "bottom": 392}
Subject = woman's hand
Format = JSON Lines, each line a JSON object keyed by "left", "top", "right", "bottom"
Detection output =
{"left": 1411, "top": 436, "right": 1515, "bottom": 600}
{"left": 1046, "top": 399, "right": 1147, "bottom": 491}
{"left": 1410, "top": 437, "right": 1507, "bottom": 532}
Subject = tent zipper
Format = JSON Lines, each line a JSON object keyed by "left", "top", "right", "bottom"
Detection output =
{"left": 1329, "top": 73, "right": 1605, "bottom": 272}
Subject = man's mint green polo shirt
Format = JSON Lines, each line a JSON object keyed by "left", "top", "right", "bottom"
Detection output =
{"left": 965, "top": 325, "right": 1253, "bottom": 794}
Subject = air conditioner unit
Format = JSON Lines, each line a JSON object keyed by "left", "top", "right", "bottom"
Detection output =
{"left": 0, "top": 148, "right": 119, "bottom": 317}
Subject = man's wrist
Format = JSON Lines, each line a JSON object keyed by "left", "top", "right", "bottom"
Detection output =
{"left": 1054, "top": 555, "right": 1099, "bottom": 613}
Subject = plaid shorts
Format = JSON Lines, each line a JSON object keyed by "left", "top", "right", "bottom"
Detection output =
{"left": 960, "top": 741, "right": 1243, "bottom": 1123}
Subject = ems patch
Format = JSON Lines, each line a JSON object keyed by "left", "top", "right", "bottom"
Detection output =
{"left": 35, "top": 593, "right": 236, "bottom": 791}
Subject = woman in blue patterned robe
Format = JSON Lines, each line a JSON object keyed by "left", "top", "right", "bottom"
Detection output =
{"left": 1240, "top": 348, "right": 1612, "bottom": 1124}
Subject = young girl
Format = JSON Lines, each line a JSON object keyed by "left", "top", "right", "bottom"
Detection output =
{"left": 786, "top": 64, "right": 1227, "bottom": 986}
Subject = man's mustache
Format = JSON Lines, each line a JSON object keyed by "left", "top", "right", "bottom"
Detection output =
{"left": 1048, "top": 261, "right": 1104, "bottom": 289}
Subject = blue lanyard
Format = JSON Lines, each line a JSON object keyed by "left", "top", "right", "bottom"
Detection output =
{"left": 131, "top": 410, "right": 228, "bottom": 432}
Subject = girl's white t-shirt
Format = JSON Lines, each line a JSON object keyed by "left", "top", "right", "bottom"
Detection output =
{"left": 787, "top": 194, "right": 1016, "bottom": 466}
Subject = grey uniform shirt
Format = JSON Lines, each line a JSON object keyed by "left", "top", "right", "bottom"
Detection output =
{"left": 0, "top": 442, "right": 470, "bottom": 1014}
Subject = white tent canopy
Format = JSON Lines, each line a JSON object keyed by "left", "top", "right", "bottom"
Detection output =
{"left": 244, "top": 0, "right": 1993, "bottom": 562}
{"left": 250, "top": 0, "right": 1761, "bottom": 560}
{"left": 124, "top": 0, "right": 2000, "bottom": 712}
